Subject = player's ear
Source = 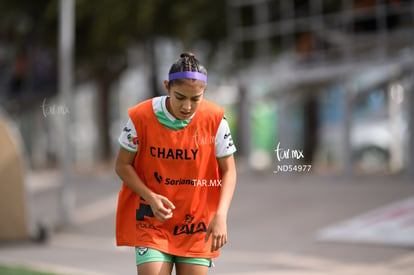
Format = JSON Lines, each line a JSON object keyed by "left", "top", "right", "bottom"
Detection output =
{"left": 163, "top": 80, "right": 169, "bottom": 94}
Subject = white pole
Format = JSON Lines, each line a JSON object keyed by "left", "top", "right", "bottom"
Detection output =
{"left": 408, "top": 76, "right": 414, "bottom": 178}
{"left": 343, "top": 81, "right": 353, "bottom": 177}
{"left": 388, "top": 83, "right": 404, "bottom": 173}
{"left": 58, "top": 0, "right": 75, "bottom": 226}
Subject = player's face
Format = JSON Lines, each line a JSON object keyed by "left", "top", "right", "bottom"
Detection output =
{"left": 164, "top": 79, "right": 205, "bottom": 120}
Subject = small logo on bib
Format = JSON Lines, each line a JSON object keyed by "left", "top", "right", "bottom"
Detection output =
{"left": 138, "top": 247, "right": 148, "bottom": 256}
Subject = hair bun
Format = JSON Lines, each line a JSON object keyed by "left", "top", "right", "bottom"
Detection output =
{"left": 180, "top": 52, "right": 195, "bottom": 58}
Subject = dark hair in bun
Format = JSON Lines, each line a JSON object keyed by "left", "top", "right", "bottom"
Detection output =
{"left": 168, "top": 52, "right": 207, "bottom": 87}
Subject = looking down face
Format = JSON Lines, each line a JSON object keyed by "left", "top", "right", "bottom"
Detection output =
{"left": 164, "top": 79, "right": 205, "bottom": 120}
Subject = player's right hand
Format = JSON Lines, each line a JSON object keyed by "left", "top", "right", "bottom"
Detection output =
{"left": 148, "top": 194, "right": 175, "bottom": 222}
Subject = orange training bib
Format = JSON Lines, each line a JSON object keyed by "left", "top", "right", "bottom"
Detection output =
{"left": 116, "top": 98, "right": 225, "bottom": 258}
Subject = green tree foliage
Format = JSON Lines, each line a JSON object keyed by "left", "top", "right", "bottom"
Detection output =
{"left": 0, "top": 0, "right": 227, "bottom": 160}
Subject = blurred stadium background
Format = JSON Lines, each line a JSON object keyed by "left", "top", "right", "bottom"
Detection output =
{"left": 1, "top": 0, "right": 413, "bottom": 178}
{"left": 0, "top": 0, "right": 413, "bottom": 242}
{"left": 0, "top": 1, "right": 413, "bottom": 274}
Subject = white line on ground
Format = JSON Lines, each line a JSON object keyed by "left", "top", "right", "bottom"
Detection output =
{"left": 48, "top": 233, "right": 414, "bottom": 274}
{"left": 50, "top": 233, "right": 130, "bottom": 253}
{"left": 73, "top": 194, "right": 118, "bottom": 225}
{"left": 26, "top": 170, "right": 59, "bottom": 192}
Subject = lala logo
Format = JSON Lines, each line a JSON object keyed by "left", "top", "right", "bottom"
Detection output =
{"left": 185, "top": 214, "right": 195, "bottom": 223}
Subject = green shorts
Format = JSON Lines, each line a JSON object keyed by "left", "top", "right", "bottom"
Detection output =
{"left": 135, "top": 247, "right": 212, "bottom": 267}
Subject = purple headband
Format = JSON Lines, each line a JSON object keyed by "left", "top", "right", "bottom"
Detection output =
{"left": 168, "top": 71, "right": 207, "bottom": 83}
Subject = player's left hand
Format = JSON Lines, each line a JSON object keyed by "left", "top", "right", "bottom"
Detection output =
{"left": 205, "top": 213, "right": 227, "bottom": 252}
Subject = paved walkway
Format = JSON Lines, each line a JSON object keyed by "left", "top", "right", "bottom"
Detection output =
{"left": 0, "top": 166, "right": 413, "bottom": 274}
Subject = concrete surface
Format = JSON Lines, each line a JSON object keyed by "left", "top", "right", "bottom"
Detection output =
{"left": 0, "top": 165, "right": 413, "bottom": 274}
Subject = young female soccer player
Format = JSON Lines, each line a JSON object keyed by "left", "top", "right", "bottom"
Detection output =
{"left": 115, "top": 52, "right": 237, "bottom": 275}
